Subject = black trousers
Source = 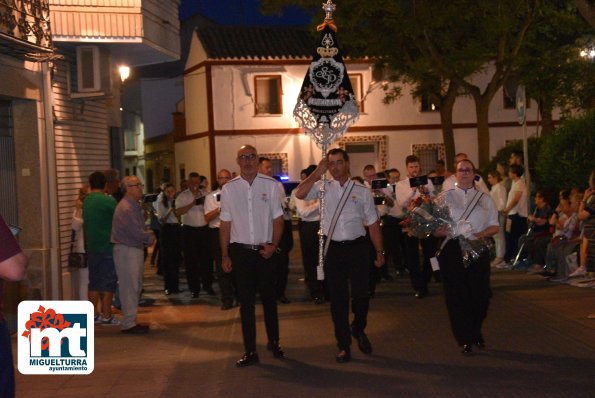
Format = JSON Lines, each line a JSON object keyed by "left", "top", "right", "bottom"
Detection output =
{"left": 209, "top": 227, "right": 235, "bottom": 305}
{"left": 403, "top": 234, "right": 437, "bottom": 293}
{"left": 299, "top": 220, "right": 324, "bottom": 299}
{"left": 325, "top": 238, "right": 370, "bottom": 351}
{"left": 0, "top": 319, "right": 15, "bottom": 398}
{"left": 274, "top": 220, "right": 293, "bottom": 298}
{"left": 438, "top": 239, "right": 491, "bottom": 346}
{"left": 381, "top": 216, "right": 405, "bottom": 273}
{"left": 160, "top": 224, "right": 181, "bottom": 291}
{"left": 182, "top": 225, "right": 212, "bottom": 293}
{"left": 505, "top": 214, "right": 528, "bottom": 262}
{"left": 230, "top": 244, "right": 279, "bottom": 352}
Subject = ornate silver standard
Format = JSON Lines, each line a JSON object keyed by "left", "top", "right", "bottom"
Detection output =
{"left": 294, "top": 0, "right": 360, "bottom": 279}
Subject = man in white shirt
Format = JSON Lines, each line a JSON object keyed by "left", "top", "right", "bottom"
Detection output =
{"left": 395, "top": 155, "right": 437, "bottom": 298}
{"left": 176, "top": 172, "right": 213, "bottom": 298}
{"left": 292, "top": 165, "right": 325, "bottom": 304}
{"left": 296, "top": 148, "right": 384, "bottom": 364}
{"left": 204, "top": 169, "right": 234, "bottom": 310}
{"left": 220, "top": 145, "right": 285, "bottom": 367}
{"left": 382, "top": 168, "right": 406, "bottom": 277}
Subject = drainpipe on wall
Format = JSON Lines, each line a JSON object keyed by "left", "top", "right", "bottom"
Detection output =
{"left": 40, "top": 61, "right": 61, "bottom": 299}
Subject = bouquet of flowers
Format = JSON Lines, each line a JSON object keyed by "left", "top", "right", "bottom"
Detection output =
{"left": 402, "top": 194, "right": 494, "bottom": 267}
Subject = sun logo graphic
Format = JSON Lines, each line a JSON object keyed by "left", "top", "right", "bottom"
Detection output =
{"left": 18, "top": 301, "right": 94, "bottom": 375}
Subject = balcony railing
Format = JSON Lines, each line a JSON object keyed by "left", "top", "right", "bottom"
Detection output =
{"left": 0, "top": 0, "right": 53, "bottom": 57}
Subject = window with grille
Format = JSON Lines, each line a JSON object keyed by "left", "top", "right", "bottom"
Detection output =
{"left": 255, "top": 75, "right": 282, "bottom": 115}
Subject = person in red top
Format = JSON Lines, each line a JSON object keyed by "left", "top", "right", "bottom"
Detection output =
{"left": 0, "top": 215, "right": 27, "bottom": 398}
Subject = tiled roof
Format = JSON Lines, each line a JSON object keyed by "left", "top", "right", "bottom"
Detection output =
{"left": 196, "top": 25, "right": 314, "bottom": 60}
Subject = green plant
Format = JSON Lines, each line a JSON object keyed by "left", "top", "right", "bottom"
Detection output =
{"left": 535, "top": 111, "right": 595, "bottom": 196}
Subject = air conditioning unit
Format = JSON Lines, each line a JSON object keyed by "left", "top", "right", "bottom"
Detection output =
{"left": 72, "top": 46, "right": 112, "bottom": 97}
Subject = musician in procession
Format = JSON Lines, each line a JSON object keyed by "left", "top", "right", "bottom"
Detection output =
{"left": 295, "top": 148, "right": 384, "bottom": 363}
{"left": 176, "top": 172, "right": 214, "bottom": 298}
{"left": 432, "top": 159, "right": 499, "bottom": 355}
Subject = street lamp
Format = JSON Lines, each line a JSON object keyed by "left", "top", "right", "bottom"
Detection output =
{"left": 119, "top": 65, "right": 130, "bottom": 82}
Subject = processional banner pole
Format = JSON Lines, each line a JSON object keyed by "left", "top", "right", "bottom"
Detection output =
{"left": 293, "top": 1, "right": 360, "bottom": 280}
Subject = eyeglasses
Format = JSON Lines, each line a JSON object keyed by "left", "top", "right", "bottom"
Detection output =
{"left": 127, "top": 183, "right": 144, "bottom": 188}
{"left": 456, "top": 168, "right": 473, "bottom": 174}
{"left": 237, "top": 153, "right": 257, "bottom": 161}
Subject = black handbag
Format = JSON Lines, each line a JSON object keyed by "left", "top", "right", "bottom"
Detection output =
{"left": 68, "top": 229, "right": 87, "bottom": 270}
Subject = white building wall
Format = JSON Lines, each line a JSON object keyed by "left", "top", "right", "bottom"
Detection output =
{"left": 185, "top": 44, "right": 550, "bottom": 181}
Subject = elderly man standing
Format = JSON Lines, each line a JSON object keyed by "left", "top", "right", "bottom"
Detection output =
{"left": 112, "top": 175, "right": 154, "bottom": 334}
{"left": 296, "top": 148, "right": 384, "bottom": 363}
{"left": 220, "top": 145, "right": 285, "bottom": 367}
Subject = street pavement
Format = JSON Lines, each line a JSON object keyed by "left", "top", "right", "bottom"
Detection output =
{"left": 13, "top": 243, "right": 595, "bottom": 398}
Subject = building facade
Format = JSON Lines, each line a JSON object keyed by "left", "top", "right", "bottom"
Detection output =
{"left": 180, "top": 24, "right": 548, "bottom": 183}
{"left": 0, "top": 0, "right": 180, "bottom": 326}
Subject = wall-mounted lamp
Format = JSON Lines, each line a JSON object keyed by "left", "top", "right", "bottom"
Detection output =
{"left": 119, "top": 65, "right": 130, "bottom": 82}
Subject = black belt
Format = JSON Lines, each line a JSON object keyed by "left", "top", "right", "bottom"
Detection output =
{"left": 231, "top": 243, "right": 264, "bottom": 251}
{"left": 329, "top": 236, "right": 367, "bottom": 246}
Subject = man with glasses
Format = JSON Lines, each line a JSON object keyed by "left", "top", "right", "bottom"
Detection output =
{"left": 111, "top": 175, "right": 155, "bottom": 334}
{"left": 220, "top": 145, "right": 285, "bottom": 367}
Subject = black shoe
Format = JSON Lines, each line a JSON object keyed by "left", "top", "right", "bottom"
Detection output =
{"left": 474, "top": 335, "right": 486, "bottom": 349}
{"left": 221, "top": 303, "right": 233, "bottom": 311}
{"left": 121, "top": 324, "right": 149, "bottom": 334}
{"left": 461, "top": 344, "right": 473, "bottom": 355}
{"left": 352, "top": 330, "right": 372, "bottom": 354}
{"left": 164, "top": 289, "right": 171, "bottom": 296}
{"left": 267, "top": 341, "right": 285, "bottom": 358}
{"left": 414, "top": 290, "right": 428, "bottom": 299}
{"left": 336, "top": 349, "right": 351, "bottom": 363}
{"left": 191, "top": 291, "right": 199, "bottom": 299}
{"left": 313, "top": 297, "right": 325, "bottom": 305}
{"left": 277, "top": 295, "right": 291, "bottom": 304}
{"left": 236, "top": 352, "right": 259, "bottom": 367}
{"left": 205, "top": 288, "right": 216, "bottom": 296}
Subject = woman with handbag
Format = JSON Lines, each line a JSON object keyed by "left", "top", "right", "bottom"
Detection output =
{"left": 71, "top": 184, "right": 90, "bottom": 300}
{"left": 157, "top": 183, "right": 182, "bottom": 295}
{"left": 433, "top": 159, "right": 500, "bottom": 355}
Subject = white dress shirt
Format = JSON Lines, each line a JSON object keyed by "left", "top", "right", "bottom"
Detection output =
{"left": 385, "top": 182, "right": 404, "bottom": 218}
{"left": 203, "top": 189, "right": 222, "bottom": 228}
{"left": 220, "top": 174, "right": 284, "bottom": 245}
{"left": 175, "top": 189, "right": 208, "bottom": 227}
{"left": 439, "top": 186, "right": 499, "bottom": 235}
{"left": 304, "top": 179, "right": 378, "bottom": 241}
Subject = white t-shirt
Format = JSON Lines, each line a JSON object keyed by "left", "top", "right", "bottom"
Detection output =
{"left": 506, "top": 179, "right": 528, "bottom": 217}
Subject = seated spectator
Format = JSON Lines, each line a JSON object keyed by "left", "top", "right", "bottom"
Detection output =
{"left": 525, "top": 190, "right": 554, "bottom": 273}
{"left": 546, "top": 193, "right": 582, "bottom": 282}
{"left": 570, "top": 171, "right": 595, "bottom": 278}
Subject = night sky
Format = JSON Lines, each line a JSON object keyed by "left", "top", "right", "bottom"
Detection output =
{"left": 179, "top": 0, "right": 311, "bottom": 25}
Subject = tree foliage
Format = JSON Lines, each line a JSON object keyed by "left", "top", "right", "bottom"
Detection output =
{"left": 535, "top": 110, "right": 595, "bottom": 195}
